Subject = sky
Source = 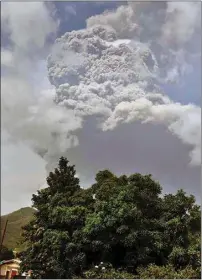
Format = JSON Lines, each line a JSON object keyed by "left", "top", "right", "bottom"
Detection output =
{"left": 1, "top": 1, "right": 201, "bottom": 215}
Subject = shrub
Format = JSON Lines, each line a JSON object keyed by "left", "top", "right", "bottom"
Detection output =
{"left": 137, "top": 263, "right": 200, "bottom": 279}
{"left": 82, "top": 263, "right": 134, "bottom": 279}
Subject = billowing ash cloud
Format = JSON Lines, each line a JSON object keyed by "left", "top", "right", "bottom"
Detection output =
{"left": 2, "top": 1, "right": 201, "bottom": 172}
{"left": 47, "top": 2, "right": 201, "bottom": 166}
{"left": 87, "top": 2, "right": 201, "bottom": 82}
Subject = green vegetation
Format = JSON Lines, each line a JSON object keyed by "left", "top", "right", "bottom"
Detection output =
{"left": 19, "top": 157, "right": 200, "bottom": 279}
{"left": 1, "top": 207, "right": 35, "bottom": 251}
{"left": 0, "top": 245, "right": 14, "bottom": 261}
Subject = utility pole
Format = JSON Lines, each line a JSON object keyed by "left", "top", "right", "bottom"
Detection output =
{"left": 0, "top": 219, "right": 8, "bottom": 254}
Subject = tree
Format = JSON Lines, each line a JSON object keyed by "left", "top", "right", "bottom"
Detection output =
{"left": 81, "top": 262, "right": 134, "bottom": 279}
{"left": 0, "top": 245, "right": 14, "bottom": 261}
{"left": 136, "top": 263, "right": 200, "bottom": 279}
{"left": 161, "top": 190, "right": 201, "bottom": 273}
{"left": 82, "top": 172, "right": 164, "bottom": 272}
{"left": 20, "top": 158, "right": 201, "bottom": 279}
{"left": 19, "top": 157, "right": 94, "bottom": 279}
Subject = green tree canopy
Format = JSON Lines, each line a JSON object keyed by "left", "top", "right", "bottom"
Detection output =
{"left": 19, "top": 157, "right": 201, "bottom": 279}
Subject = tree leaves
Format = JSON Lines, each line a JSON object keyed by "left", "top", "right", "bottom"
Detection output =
{"left": 19, "top": 157, "right": 201, "bottom": 279}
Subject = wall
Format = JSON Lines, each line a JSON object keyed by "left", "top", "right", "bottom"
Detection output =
{"left": 0, "top": 263, "right": 20, "bottom": 279}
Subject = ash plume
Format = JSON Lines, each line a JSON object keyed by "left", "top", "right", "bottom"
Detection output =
{"left": 2, "top": 1, "right": 201, "bottom": 172}
{"left": 47, "top": 2, "right": 201, "bottom": 166}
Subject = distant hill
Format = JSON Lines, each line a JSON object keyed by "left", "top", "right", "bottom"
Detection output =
{"left": 1, "top": 207, "right": 35, "bottom": 252}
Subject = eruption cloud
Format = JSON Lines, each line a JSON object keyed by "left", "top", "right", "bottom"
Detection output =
{"left": 2, "top": 1, "right": 201, "bottom": 171}
{"left": 47, "top": 2, "right": 201, "bottom": 166}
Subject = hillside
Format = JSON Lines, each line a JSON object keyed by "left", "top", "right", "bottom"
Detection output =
{"left": 1, "top": 207, "right": 35, "bottom": 251}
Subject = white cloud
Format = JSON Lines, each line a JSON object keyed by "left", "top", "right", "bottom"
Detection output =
{"left": 1, "top": 2, "right": 80, "bottom": 214}
{"left": 2, "top": 2, "right": 201, "bottom": 168}
{"left": 1, "top": 49, "right": 14, "bottom": 67}
{"left": 47, "top": 21, "right": 201, "bottom": 165}
{"left": 1, "top": 2, "right": 82, "bottom": 161}
{"left": 1, "top": 142, "right": 46, "bottom": 215}
{"left": 65, "top": 5, "right": 77, "bottom": 16}
{"left": 1, "top": 2, "right": 201, "bottom": 213}
{"left": 2, "top": 2, "right": 58, "bottom": 51}
{"left": 161, "top": 2, "right": 201, "bottom": 46}
{"left": 1, "top": 76, "right": 82, "bottom": 162}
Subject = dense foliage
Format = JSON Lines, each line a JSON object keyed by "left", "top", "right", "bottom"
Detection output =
{"left": 19, "top": 157, "right": 201, "bottom": 279}
{"left": 0, "top": 245, "right": 14, "bottom": 261}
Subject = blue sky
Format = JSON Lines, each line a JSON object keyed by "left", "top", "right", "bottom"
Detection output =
{"left": 162, "top": 58, "right": 201, "bottom": 105}
{"left": 1, "top": 1, "right": 201, "bottom": 214}
{"left": 54, "top": 1, "right": 124, "bottom": 36}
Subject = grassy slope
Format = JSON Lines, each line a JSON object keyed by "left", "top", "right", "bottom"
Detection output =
{"left": 1, "top": 207, "right": 35, "bottom": 251}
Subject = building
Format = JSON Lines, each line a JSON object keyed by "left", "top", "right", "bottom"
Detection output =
{"left": 0, "top": 259, "right": 21, "bottom": 279}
